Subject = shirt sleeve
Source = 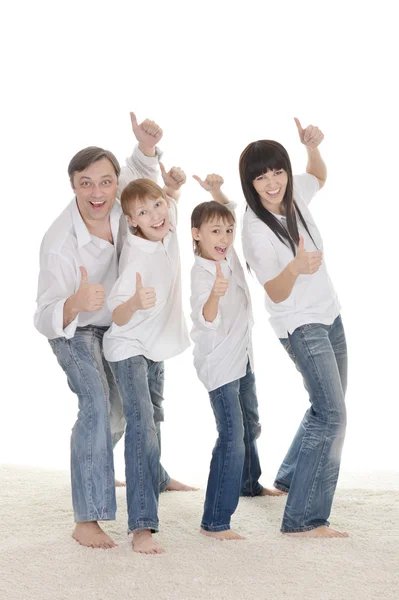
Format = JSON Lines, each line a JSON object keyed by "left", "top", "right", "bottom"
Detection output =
{"left": 167, "top": 196, "right": 178, "bottom": 227}
{"left": 190, "top": 269, "right": 222, "bottom": 332}
{"left": 293, "top": 173, "right": 320, "bottom": 206}
{"left": 242, "top": 218, "right": 280, "bottom": 287}
{"left": 118, "top": 145, "right": 162, "bottom": 193}
{"left": 34, "top": 251, "right": 79, "bottom": 340}
{"left": 107, "top": 263, "right": 137, "bottom": 313}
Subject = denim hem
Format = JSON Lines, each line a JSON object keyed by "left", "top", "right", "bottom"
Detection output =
{"left": 201, "top": 523, "right": 231, "bottom": 532}
{"left": 75, "top": 514, "right": 116, "bottom": 523}
{"left": 241, "top": 483, "right": 264, "bottom": 497}
{"left": 274, "top": 481, "right": 289, "bottom": 493}
{"left": 281, "top": 522, "right": 328, "bottom": 533}
{"left": 128, "top": 521, "right": 159, "bottom": 534}
{"left": 159, "top": 474, "right": 170, "bottom": 493}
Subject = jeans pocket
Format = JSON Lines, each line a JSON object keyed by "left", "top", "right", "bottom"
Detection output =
{"left": 49, "top": 338, "right": 74, "bottom": 372}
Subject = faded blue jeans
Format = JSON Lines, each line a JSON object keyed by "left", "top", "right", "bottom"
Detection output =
{"left": 49, "top": 326, "right": 125, "bottom": 522}
{"left": 275, "top": 315, "right": 347, "bottom": 533}
{"left": 109, "top": 355, "right": 170, "bottom": 533}
{"left": 201, "top": 364, "right": 262, "bottom": 532}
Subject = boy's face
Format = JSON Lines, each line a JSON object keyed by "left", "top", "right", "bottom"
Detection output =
{"left": 72, "top": 158, "right": 118, "bottom": 224}
{"left": 192, "top": 217, "right": 235, "bottom": 261}
{"left": 127, "top": 195, "right": 170, "bottom": 242}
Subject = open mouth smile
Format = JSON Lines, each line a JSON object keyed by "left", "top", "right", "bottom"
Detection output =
{"left": 151, "top": 219, "right": 165, "bottom": 230}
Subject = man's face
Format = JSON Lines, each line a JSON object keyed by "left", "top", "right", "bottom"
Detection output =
{"left": 127, "top": 196, "right": 170, "bottom": 242}
{"left": 72, "top": 158, "right": 118, "bottom": 224}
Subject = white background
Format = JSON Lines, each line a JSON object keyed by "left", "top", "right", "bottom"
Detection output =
{"left": 1, "top": 1, "right": 398, "bottom": 485}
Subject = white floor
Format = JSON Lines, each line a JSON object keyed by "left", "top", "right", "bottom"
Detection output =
{"left": 0, "top": 465, "right": 398, "bottom": 600}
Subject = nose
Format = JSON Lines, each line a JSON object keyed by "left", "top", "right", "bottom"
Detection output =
{"left": 91, "top": 184, "right": 104, "bottom": 198}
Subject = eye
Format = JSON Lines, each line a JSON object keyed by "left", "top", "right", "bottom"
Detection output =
{"left": 102, "top": 179, "right": 112, "bottom": 185}
{"left": 138, "top": 210, "right": 146, "bottom": 216}
{"left": 212, "top": 229, "right": 220, "bottom": 234}
{"left": 275, "top": 170, "right": 283, "bottom": 175}
{"left": 255, "top": 174, "right": 265, "bottom": 181}
{"left": 154, "top": 201, "right": 161, "bottom": 208}
{"left": 227, "top": 228, "right": 234, "bottom": 234}
{"left": 81, "top": 181, "right": 91, "bottom": 187}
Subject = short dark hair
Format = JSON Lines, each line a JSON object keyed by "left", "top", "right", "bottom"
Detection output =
{"left": 191, "top": 201, "right": 235, "bottom": 254}
{"left": 68, "top": 146, "right": 121, "bottom": 187}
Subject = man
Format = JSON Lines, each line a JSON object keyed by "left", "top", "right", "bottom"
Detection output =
{"left": 34, "top": 113, "right": 192, "bottom": 549}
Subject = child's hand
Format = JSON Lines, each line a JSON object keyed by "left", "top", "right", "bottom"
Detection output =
{"left": 211, "top": 262, "right": 228, "bottom": 297}
{"left": 294, "top": 118, "right": 324, "bottom": 150}
{"left": 160, "top": 163, "right": 186, "bottom": 190}
{"left": 133, "top": 273, "right": 156, "bottom": 310}
{"left": 130, "top": 111, "right": 163, "bottom": 155}
{"left": 193, "top": 173, "right": 224, "bottom": 192}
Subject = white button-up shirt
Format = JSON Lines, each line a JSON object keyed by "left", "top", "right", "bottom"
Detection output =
{"left": 103, "top": 198, "right": 190, "bottom": 363}
{"left": 242, "top": 173, "right": 340, "bottom": 338}
{"left": 190, "top": 246, "right": 254, "bottom": 393}
{"left": 34, "top": 146, "right": 161, "bottom": 340}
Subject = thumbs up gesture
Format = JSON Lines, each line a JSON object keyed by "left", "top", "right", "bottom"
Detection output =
{"left": 74, "top": 266, "right": 105, "bottom": 312}
{"left": 193, "top": 173, "right": 224, "bottom": 193}
{"left": 294, "top": 117, "right": 324, "bottom": 150}
{"left": 293, "top": 235, "right": 323, "bottom": 275}
{"left": 211, "top": 262, "right": 229, "bottom": 297}
{"left": 130, "top": 111, "right": 163, "bottom": 155}
{"left": 160, "top": 162, "right": 187, "bottom": 191}
{"left": 133, "top": 272, "right": 156, "bottom": 310}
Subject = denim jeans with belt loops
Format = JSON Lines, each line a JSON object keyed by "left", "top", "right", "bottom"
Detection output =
{"left": 275, "top": 315, "right": 347, "bottom": 533}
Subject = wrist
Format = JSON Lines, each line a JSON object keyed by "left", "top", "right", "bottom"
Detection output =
{"left": 288, "top": 259, "right": 300, "bottom": 277}
{"left": 138, "top": 143, "right": 156, "bottom": 157}
{"left": 66, "top": 293, "right": 80, "bottom": 316}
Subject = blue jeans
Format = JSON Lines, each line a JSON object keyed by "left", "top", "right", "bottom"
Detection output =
{"left": 49, "top": 326, "right": 125, "bottom": 522}
{"left": 201, "top": 364, "right": 262, "bottom": 532}
{"left": 109, "top": 356, "right": 170, "bottom": 533}
{"left": 276, "top": 315, "right": 347, "bottom": 533}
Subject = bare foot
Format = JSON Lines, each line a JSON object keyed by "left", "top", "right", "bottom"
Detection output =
{"left": 132, "top": 529, "right": 165, "bottom": 554}
{"left": 284, "top": 526, "right": 349, "bottom": 538}
{"left": 260, "top": 487, "right": 287, "bottom": 497}
{"left": 166, "top": 478, "right": 199, "bottom": 492}
{"left": 200, "top": 528, "right": 246, "bottom": 541}
{"left": 72, "top": 522, "right": 117, "bottom": 549}
{"left": 115, "top": 479, "right": 126, "bottom": 487}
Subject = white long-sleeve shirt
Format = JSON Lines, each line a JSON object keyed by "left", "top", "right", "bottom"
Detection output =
{"left": 103, "top": 198, "right": 190, "bottom": 362}
{"left": 34, "top": 145, "right": 161, "bottom": 340}
{"left": 242, "top": 173, "right": 340, "bottom": 338}
{"left": 190, "top": 247, "right": 254, "bottom": 392}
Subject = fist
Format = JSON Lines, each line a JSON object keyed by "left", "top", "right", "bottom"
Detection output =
{"left": 193, "top": 173, "right": 224, "bottom": 192}
{"left": 134, "top": 272, "right": 156, "bottom": 310}
{"left": 211, "top": 262, "right": 229, "bottom": 297}
{"left": 294, "top": 236, "right": 323, "bottom": 275}
{"left": 160, "top": 163, "right": 186, "bottom": 190}
{"left": 294, "top": 118, "right": 324, "bottom": 150}
{"left": 130, "top": 111, "right": 163, "bottom": 150}
{"left": 75, "top": 266, "right": 105, "bottom": 312}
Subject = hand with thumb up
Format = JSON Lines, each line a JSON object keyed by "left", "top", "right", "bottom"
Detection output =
{"left": 74, "top": 266, "right": 106, "bottom": 312}
{"left": 293, "top": 235, "right": 323, "bottom": 275}
{"left": 133, "top": 272, "right": 156, "bottom": 310}
{"left": 211, "top": 262, "right": 229, "bottom": 297}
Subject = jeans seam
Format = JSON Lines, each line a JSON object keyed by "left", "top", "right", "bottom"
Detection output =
{"left": 210, "top": 388, "right": 231, "bottom": 528}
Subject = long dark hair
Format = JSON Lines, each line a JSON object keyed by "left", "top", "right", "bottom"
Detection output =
{"left": 239, "top": 140, "right": 316, "bottom": 254}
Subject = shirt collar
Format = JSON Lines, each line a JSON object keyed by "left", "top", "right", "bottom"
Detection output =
{"left": 71, "top": 198, "right": 122, "bottom": 248}
{"left": 126, "top": 228, "right": 173, "bottom": 254}
{"left": 194, "top": 248, "right": 233, "bottom": 275}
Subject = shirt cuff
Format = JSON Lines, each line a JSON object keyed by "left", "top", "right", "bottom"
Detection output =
{"left": 134, "top": 144, "right": 163, "bottom": 164}
{"left": 197, "top": 307, "right": 222, "bottom": 330}
{"left": 53, "top": 298, "right": 79, "bottom": 339}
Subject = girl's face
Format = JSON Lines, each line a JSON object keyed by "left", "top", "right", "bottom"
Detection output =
{"left": 252, "top": 168, "right": 288, "bottom": 214}
{"left": 127, "top": 195, "right": 170, "bottom": 242}
{"left": 192, "top": 217, "right": 235, "bottom": 261}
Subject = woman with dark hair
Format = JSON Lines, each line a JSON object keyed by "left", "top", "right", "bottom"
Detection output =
{"left": 239, "top": 119, "right": 348, "bottom": 538}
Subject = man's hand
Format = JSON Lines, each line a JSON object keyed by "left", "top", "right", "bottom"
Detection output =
{"left": 211, "top": 262, "right": 229, "bottom": 297}
{"left": 193, "top": 173, "right": 224, "bottom": 192}
{"left": 160, "top": 163, "right": 187, "bottom": 191}
{"left": 294, "top": 118, "right": 324, "bottom": 150}
{"left": 74, "top": 266, "right": 105, "bottom": 312}
{"left": 133, "top": 273, "right": 156, "bottom": 310}
{"left": 291, "top": 236, "right": 323, "bottom": 275}
{"left": 130, "top": 112, "right": 163, "bottom": 156}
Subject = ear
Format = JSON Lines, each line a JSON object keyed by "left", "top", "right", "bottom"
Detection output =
{"left": 191, "top": 227, "right": 200, "bottom": 241}
{"left": 127, "top": 215, "right": 137, "bottom": 228}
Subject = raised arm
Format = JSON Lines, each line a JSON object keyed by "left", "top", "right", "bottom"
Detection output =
{"left": 294, "top": 118, "right": 327, "bottom": 189}
{"left": 118, "top": 112, "right": 163, "bottom": 192}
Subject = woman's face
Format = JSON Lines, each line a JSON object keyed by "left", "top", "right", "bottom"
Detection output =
{"left": 252, "top": 168, "right": 288, "bottom": 214}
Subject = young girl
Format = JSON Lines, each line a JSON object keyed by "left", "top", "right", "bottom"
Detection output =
{"left": 103, "top": 165, "right": 195, "bottom": 555}
{"left": 190, "top": 173, "right": 283, "bottom": 541}
{"left": 239, "top": 118, "right": 348, "bottom": 538}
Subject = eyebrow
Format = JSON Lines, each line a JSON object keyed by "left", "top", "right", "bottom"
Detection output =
{"left": 79, "top": 173, "right": 114, "bottom": 181}
{"left": 208, "top": 222, "right": 235, "bottom": 227}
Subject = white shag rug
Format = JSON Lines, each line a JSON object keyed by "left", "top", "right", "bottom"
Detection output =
{"left": 0, "top": 466, "right": 398, "bottom": 600}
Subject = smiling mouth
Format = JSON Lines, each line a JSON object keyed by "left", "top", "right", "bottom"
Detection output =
{"left": 151, "top": 219, "right": 165, "bottom": 230}
{"left": 215, "top": 246, "right": 227, "bottom": 254}
{"left": 90, "top": 201, "right": 106, "bottom": 208}
{"left": 266, "top": 188, "right": 281, "bottom": 197}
